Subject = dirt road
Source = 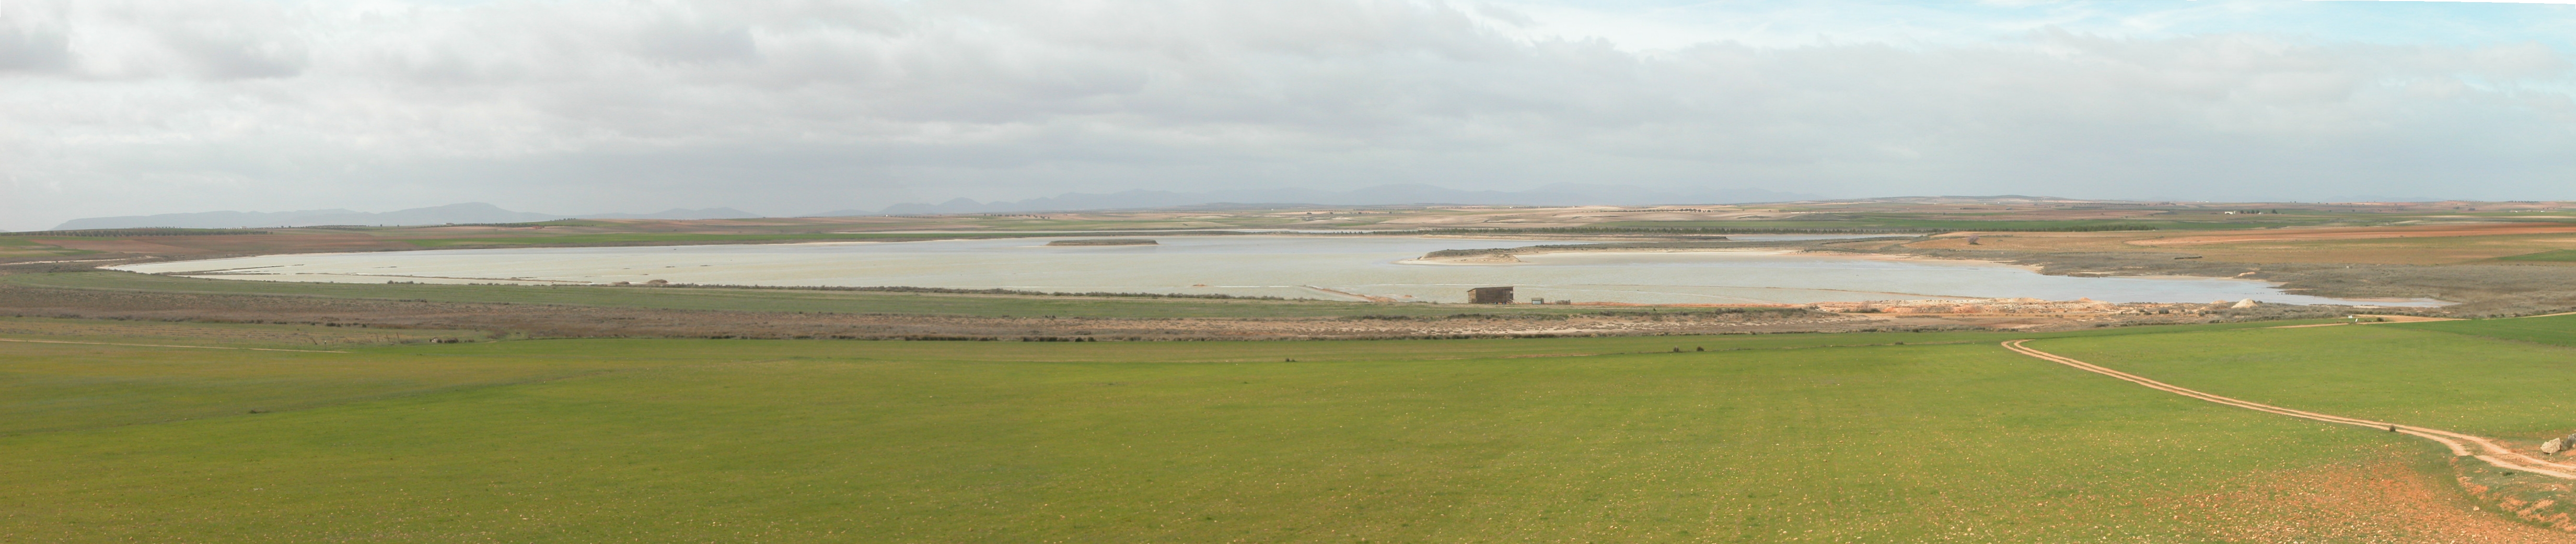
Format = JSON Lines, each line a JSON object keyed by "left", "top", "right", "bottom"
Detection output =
{"left": 2002, "top": 340, "right": 2576, "bottom": 479}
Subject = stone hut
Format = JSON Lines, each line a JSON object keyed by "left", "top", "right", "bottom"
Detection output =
{"left": 1467, "top": 286, "right": 1515, "bottom": 304}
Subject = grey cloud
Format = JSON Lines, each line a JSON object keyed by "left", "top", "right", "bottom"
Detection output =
{"left": 4, "top": 0, "right": 2575, "bottom": 231}
{"left": 19, "top": 1, "right": 311, "bottom": 79}
{"left": 635, "top": 21, "right": 757, "bottom": 65}
{"left": 157, "top": 23, "right": 306, "bottom": 78}
{"left": 0, "top": 26, "right": 69, "bottom": 72}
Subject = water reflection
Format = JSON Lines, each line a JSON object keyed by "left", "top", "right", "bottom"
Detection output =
{"left": 113, "top": 235, "right": 2441, "bottom": 306}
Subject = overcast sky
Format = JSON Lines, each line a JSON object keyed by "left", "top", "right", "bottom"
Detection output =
{"left": 5, "top": 0, "right": 2574, "bottom": 230}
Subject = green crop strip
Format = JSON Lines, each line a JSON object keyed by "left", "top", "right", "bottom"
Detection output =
{"left": 2493, "top": 250, "right": 2576, "bottom": 263}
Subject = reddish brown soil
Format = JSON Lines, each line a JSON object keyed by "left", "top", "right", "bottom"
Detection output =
{"left": 2178, "top": 459, "right": 2576, "bottom": 543}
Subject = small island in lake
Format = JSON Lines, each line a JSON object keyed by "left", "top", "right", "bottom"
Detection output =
{"left": 1046, "top": 239, "right": 1158, "bottom": 246}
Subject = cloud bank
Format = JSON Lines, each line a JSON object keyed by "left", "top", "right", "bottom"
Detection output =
{"left": 4, "top": 0, "right": 2574, "bottom": 230}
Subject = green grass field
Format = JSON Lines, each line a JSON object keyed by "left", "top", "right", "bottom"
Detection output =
{"left": 2497, "top": 250, "right": 2576, "bottom": 263}
{"left": 2030, "top": 316, "right": 2576, "bottom": 440}
{"left": 0, "top": 237, "right": 97, "bottom": 258}
{"left": 3, "top": 271, "right": 1624, "bottom": 318}
{"left": 15, "top": 318, "right": 2576, "bottom": 541}
{"left": 2398, "top": 313, "right": 2576, "bottom": 346}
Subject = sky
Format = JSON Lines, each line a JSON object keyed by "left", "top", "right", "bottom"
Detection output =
{"left": 4, "top": 0, "right": 2575, "bottom": 230}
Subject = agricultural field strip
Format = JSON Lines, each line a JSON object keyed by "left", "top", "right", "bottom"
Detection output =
{"left": 2003, "top": 339, "right": 2576, "bottom": 478}
{"left": 0, "top": 337, "right": 350, "bottom": 353}
{"left": 0, "top": 271, "right": 1633, "bottom": 318}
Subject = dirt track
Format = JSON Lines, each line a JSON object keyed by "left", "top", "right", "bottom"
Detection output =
{"left": 2003, "top": 340, "right": 2576, "bottom": 479}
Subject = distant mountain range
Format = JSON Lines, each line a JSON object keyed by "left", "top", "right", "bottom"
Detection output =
{"left": 48, "top": 203, "right": 759, "bottom": 230}
{"left": 818, "top": 184, "right": 1822, "bottom": 216}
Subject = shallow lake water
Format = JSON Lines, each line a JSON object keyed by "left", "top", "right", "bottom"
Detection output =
{"left": 112, "top": 235, "right": 2439, "bottom": 306}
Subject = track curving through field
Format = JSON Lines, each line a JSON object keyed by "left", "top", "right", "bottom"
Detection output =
{"left": 2003, "top": 339, "right": 2576, "bottom": 479}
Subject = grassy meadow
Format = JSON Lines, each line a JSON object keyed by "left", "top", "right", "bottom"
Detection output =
{"left": 2498, "top": 250, "right": 2576, "bottom": 263}
{"left": 2394, "top": 314, "right": 2576, "bottom": 347}
{"left": 0, "top": 237, "right": 99, "bottom": 259}
{"left": 11, "top": 318, "right": 2576, "bottom": 541}
{"left": 2029, "top": 316, "right": 2576, "bottom": 440}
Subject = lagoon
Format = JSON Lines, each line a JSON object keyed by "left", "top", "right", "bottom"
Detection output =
{"left": 111, "top": 235, "right": 2437, "bottom": 306}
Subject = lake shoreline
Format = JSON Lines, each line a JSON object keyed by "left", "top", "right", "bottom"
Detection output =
{"left": 102, "top": 234, "right": 2445, "bottom": 308}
